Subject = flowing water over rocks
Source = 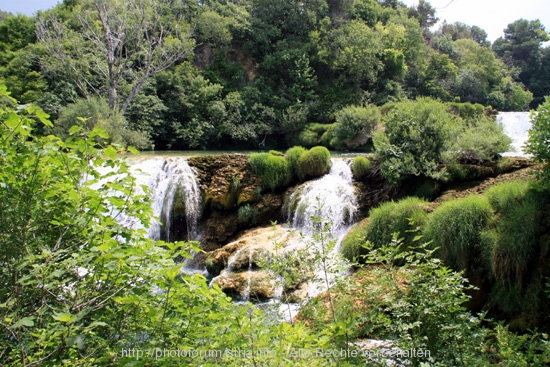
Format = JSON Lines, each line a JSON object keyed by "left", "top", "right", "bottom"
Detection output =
{"left": 286, "top": 159, "right": 358, "bottom": 237}
{"left": 497, "top": 111, "right": 532, "bottom": 157}
{"left": 128, "top": 156, "right": 201, "bottom": 241}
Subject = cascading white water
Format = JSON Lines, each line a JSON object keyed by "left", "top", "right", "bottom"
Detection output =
{"left": 286, "top": 159, "right": 358, "bottom": 237}
{"left": 128, "top": 157, "right": 201, "bottom": 241}
{"left": 497, "top": 111, "right": 532, "bottom": 157}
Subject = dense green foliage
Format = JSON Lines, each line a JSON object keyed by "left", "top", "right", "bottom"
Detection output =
{"left": 525, "top": 97, "right": 550, "bottom": 185}
{"left": 347, "top": 197, "right": 430, "bottom": 255}
{"left": 248, "top": 152, "right": 291, "bottom": 191}
{"left": 302, "top": 238, "right": 549, "bottom": 366}
{"left": 0, "top": 0, "right": 544, "bottom": 150}
{"left": 342, "top": 180, "right": 550, "bottom": 330}
{"left": 285, "top": 145, "right": 307, "bottom": 182}
{"left": 297, "top": 146, "right": 332, "bottom": 181}
{"left": 425, "top": 195, "right": 494, "bottom": 276}
{"left": 373, "top": 98, "right": 512, "bottom": 183}
{"left": 351, "top": 155, "right": 373, "bottom": 179}
{"left": 373, "top": 98, "right": 456, "bottom": 183}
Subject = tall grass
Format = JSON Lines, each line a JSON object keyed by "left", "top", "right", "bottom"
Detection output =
{"left": 424, "top": 194, "right": 494, "bottom": 273}
{"left": 248, "top": 152, "right": 290, "bottom": 191}
{"left": 297, "top": 146, "right": 331, "bottom": 181}
{"left": 351, "top": 156, "right": 372, "bottom": 180}
{"left": 366, "top": 197, "right": 430, "bottom": 249}
{"left": 285, "top": 146, "right": 306, "bottom": 182}
{"left": 484, "top": 181, "right": 541, "bottom": 285}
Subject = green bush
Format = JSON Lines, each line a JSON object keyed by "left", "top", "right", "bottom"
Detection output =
{"left": 298, "top": 123, "right": 333, "bottom": 148}
{"left": 351, "top": 156, "right": 372, "bottom": 180}
{"left": 340, "top": 218, "right": 370, "bottom": 262}
{"left": 51, "top": 97, "right": 152, "bottom": 149}
{"left": 285, "top": 146, "right": 307, "bottom": 182}
{"left": 484, "top": 180, "right": 542, "bottom": 284}
{"left": 248, "top": 152, "right": 291, "bottom": 191}
{"left": 449, "top": 115, "right": 512, "bottom": 163}
{"left": 373, "top": 98, "right": 457, "bottom": 184}
{"left": 424, "top": 195, "right": 494, "bottom": 274}
{"left": 297, "top": 146, "right": 332, "bottom": 181}
{"left": 298, "top": 129, "right": 319, "bottom": 147}
{"left": 447, "top": 102, "right": 486, "bottom": 120}
{"left": 333, "top": 104, "right": 381, "bottom": 149}
{"left": 366, "top": 197, "right": 430, "bottom": 250}
{"left": 525, "top": 97, "right": 550, "bottom": 186}
{"left": 238, "top": 204, "right": 258, "bottom": 226}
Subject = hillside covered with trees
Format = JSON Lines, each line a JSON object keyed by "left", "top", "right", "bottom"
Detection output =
{"left": 0, "top": 0, "right": 549, "bottom": 150}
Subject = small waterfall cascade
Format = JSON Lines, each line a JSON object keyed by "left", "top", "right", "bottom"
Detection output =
{"left": 284, "top": 158, "right": 357, "bottom": 300}
{"left": 128, "top": 157, "right": 201, "bottom": 241}
{"left": 286, "top": 159, "right": 358, "bottom": 237}
{"left": 496, "top": 111, "right": 532, "bottom": 157}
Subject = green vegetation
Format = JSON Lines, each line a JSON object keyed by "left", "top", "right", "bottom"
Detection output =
{"left": 332, "top": 104, "right": 381, "bottom": 149}
{"left": 351, "top": 155, "right": 373, "bottom": 180}
{"left": 365, "top": 197, "right": 430, "bottom": 250}
{"left": 484, "top": 181, "right": 542, "bottom": 284}
{"left": 0, "top": 0, "right": 545, "bottom": 150}
{"left": 425, "top": 195, "right": 493, "bottom": 275}
{"left": 525, "top": 97, "right": 550, "bottom": 185}
{"left": 285, "top": 145, "right": 307, "bottom": 182}
{"left": 373, "top": 98, "right": 512, "bottom": 183}
{"left": 297, "top": 146, "right": 332, "bottom": 181}
{"left": 248, "top": 152, "right": 290, "bottom": 191}
{"left": 373, "top": 98, "right": 456, "bottom": 183}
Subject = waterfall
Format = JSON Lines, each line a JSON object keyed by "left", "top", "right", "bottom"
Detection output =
{"left": 286, "top": 159, "right": 358, "bottom": 237}
{"left": 497, "top": 111, "right": 532, "bottom": 157}
{"left": 128, "top": 157, "right": 201, "bottom": 241}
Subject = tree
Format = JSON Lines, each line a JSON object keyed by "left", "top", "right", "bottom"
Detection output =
{"left": 37, "top": 0, "right": 194, "bottom": 115}
{"left": 437, "top": 21, "right": 489, "bottom": 46}
{"left": 493, "top": 19, "right": 549, "bottom": 107}
{"left": 407, "top": 0, "right": 438, "bottom": 31}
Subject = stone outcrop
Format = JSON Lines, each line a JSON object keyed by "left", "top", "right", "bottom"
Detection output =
{"left": 207, "top": 225, "right": 310, "bottom": 302}
{"left": 188, "top": 154, "right": 285, "bottom": 251}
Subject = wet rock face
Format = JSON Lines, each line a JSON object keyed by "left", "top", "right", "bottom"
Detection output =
{"left": 206, "top": 225, "right": 311, "bottom": 302}
{"left": 188, "top": 154, "right": 286, "bottom": 251}
{"left": 211, "top": 270, "right": 276, "bottom": 301}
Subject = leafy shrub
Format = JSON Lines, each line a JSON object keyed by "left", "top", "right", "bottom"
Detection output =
{"left": 424, "top": 195, "right": 494, "bottom": 274}
{"left": 447, "top": 101, "right": 486, "bottom": 120}
{"left": 351, "top": 155, "right": 372, "bottom": 180}
{"left": 238, "top": 204, "right": 258, "bottom": 226}
{"left": 298, "top": 123, "right": 333, "bottom": 148}
{"left": 333, "top": 104, "right": 381, "bottom": 149}
{"left": 52, "top": 97, "right": 152, "bottom": 149}
{"left": 525, "top": 97, "right": 550, "bottom": 186}
{"left": 373, "top": 98, "right": 457, "bottom": 184}
{"left": 248, "top": 152, "right": 291, "bottom": 191}
{"left": 449, "top": 115, "right": 512, "bottom": 163}
{"left": 365, "top": 197, "right": 430, "bottom": 250}
{"left": 285, "top": 146, "right": 306, "bottom": 182}
{"left": 297, "top": 146, "right": 331, "bottom": 181}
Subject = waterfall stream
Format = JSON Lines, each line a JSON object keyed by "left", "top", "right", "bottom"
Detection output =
{"left": 286, "top": 159, "right": 358, "bottom": 237}
{"left": 128, "top": 157, "right": 201, "bottom": 241}
{"left": 496, "top": 111, "right": 532, "bottom": 157}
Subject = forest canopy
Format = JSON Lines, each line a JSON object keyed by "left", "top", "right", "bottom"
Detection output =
{"left": 0, "top": 0, "right": 548, "bottom": 150}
